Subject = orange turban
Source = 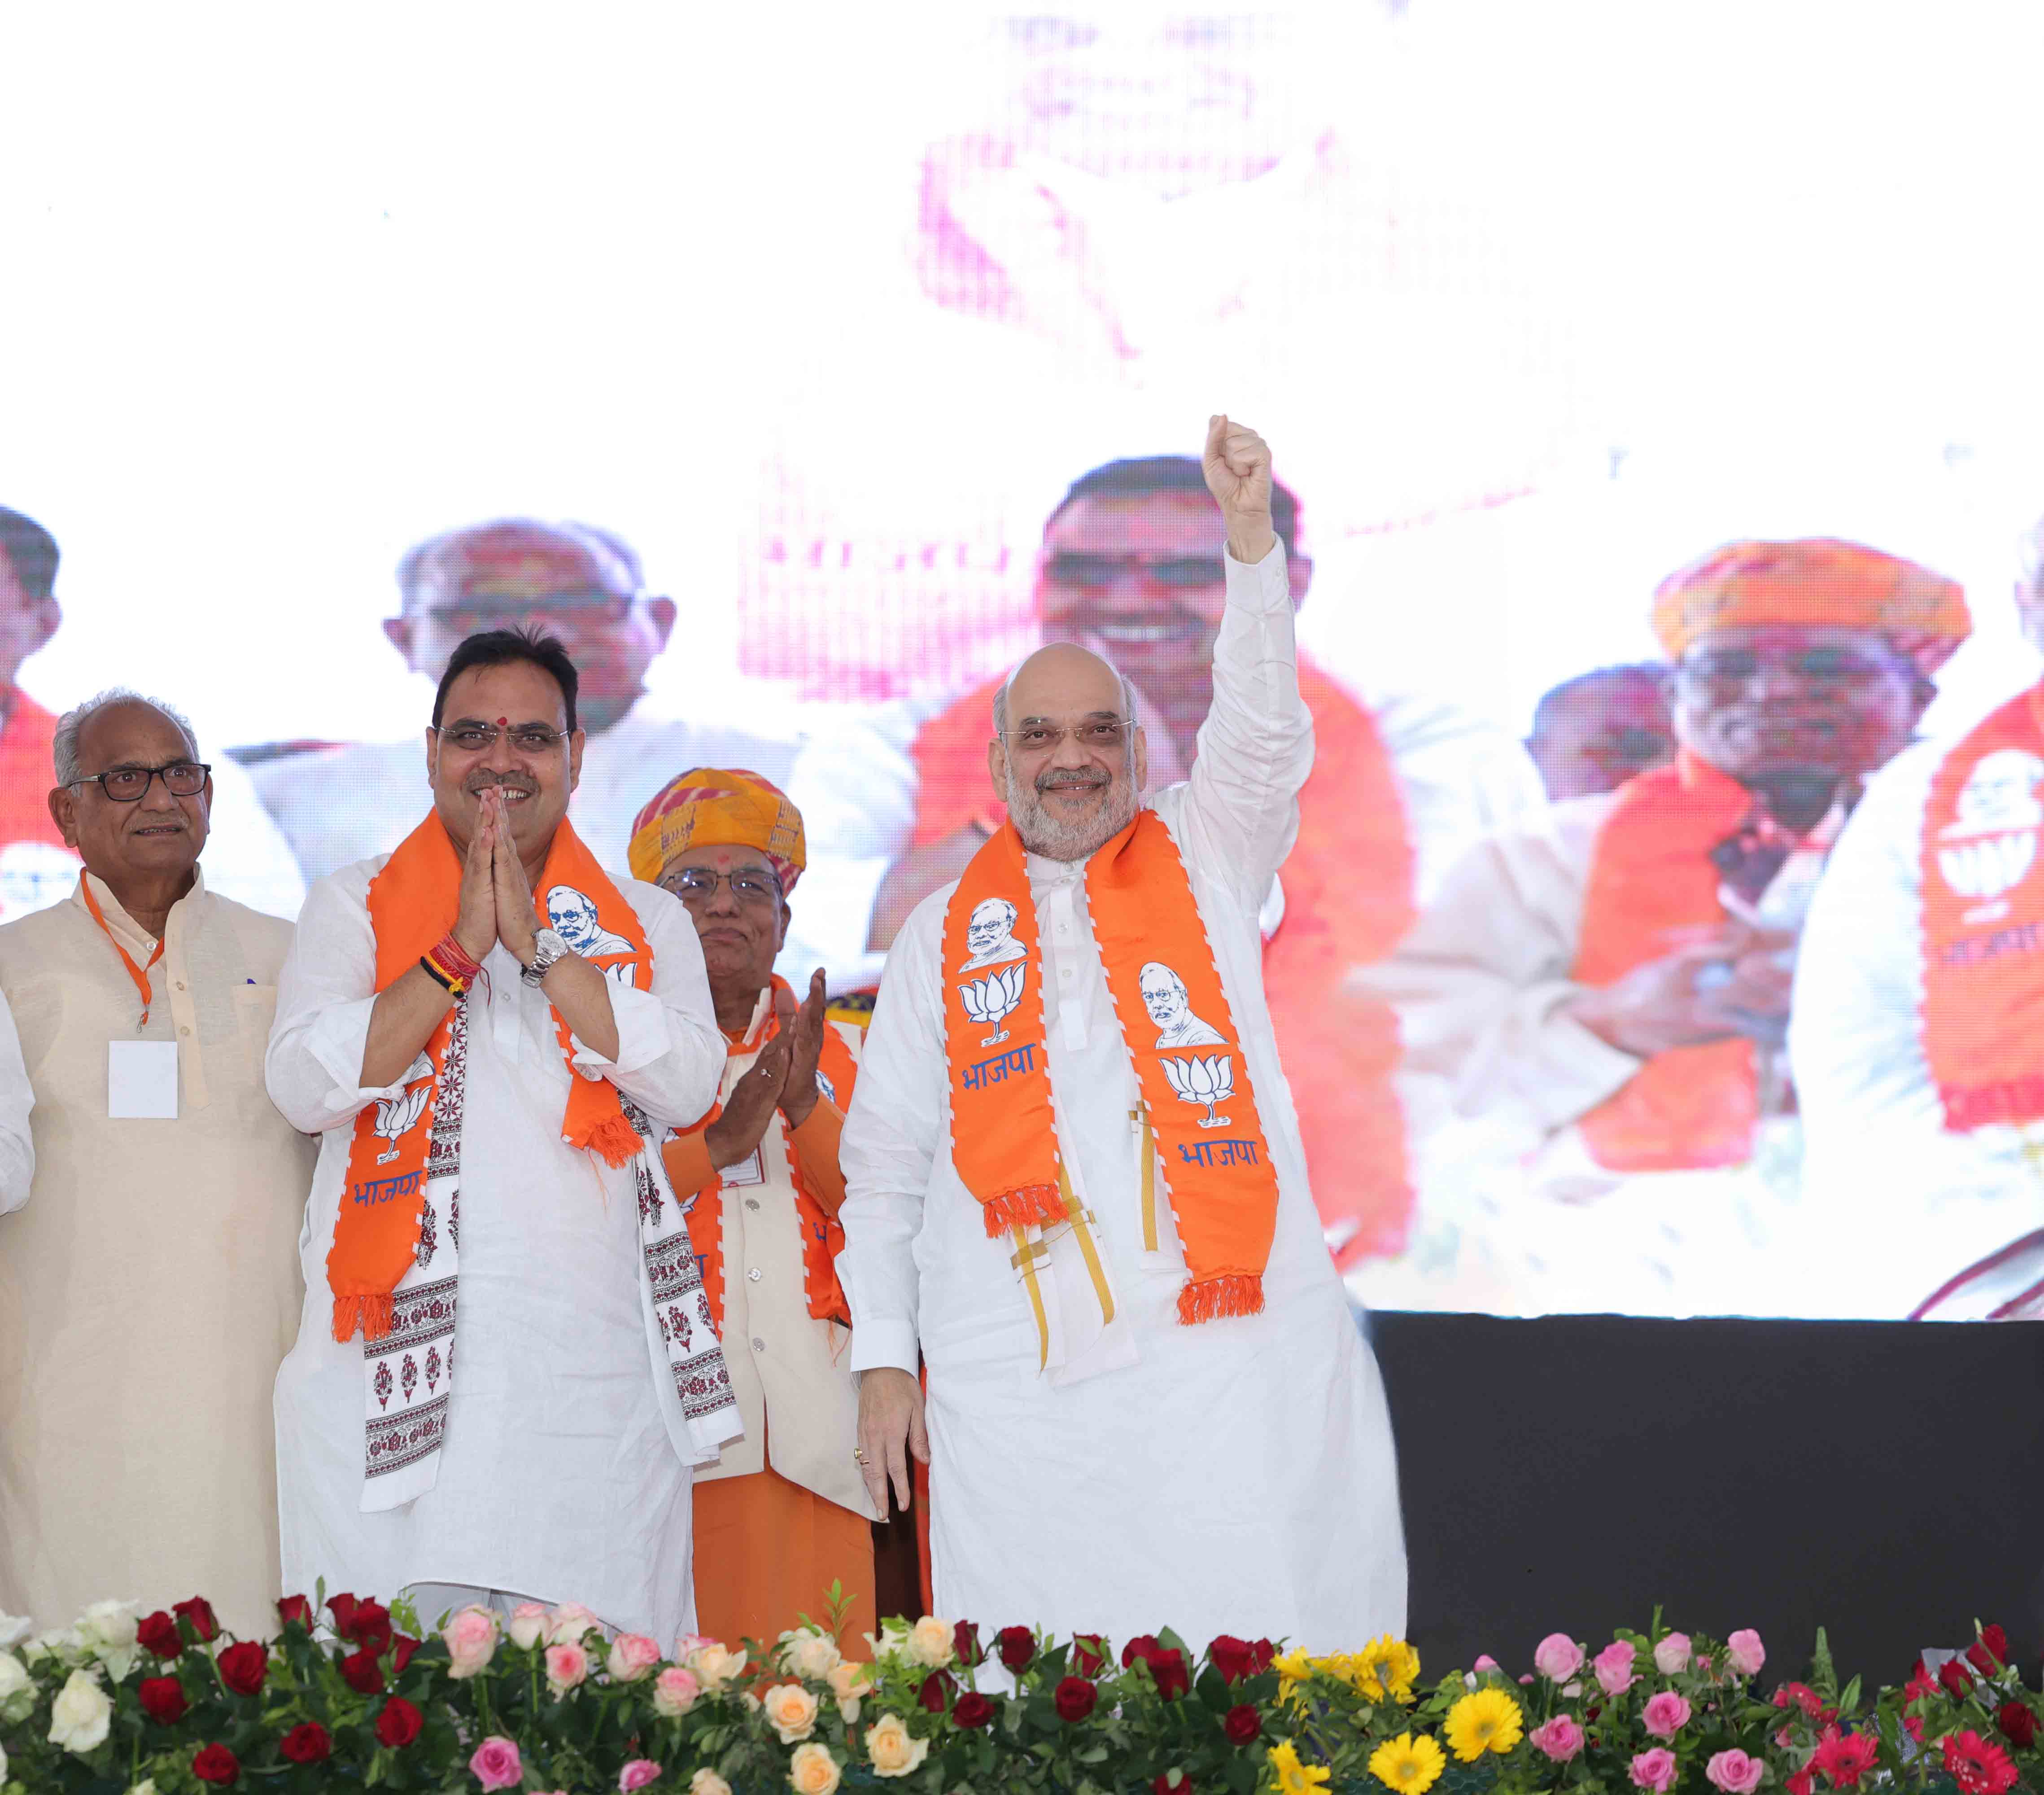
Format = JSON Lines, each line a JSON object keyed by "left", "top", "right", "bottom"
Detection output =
{"left": 627, "top": 767, "right": 807, "bottom": 894}
{"left": 1651, "top": 538, "right": 1970, "bottom": 675}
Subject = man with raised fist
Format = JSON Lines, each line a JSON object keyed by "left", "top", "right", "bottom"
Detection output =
{"left": 839, "top": 418, "right": 1405, "bottom": 1651}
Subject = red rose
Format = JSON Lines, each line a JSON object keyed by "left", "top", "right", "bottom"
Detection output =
{"left": 1072, "top": 1635, "right": 1109, "bottom": 1678}
{"left": 137, "top": 1610, "right": 183, "bottom": 1658}
{"left": 391, "top": 1633, "right": 420, "bottom": 1674}
{"left": 1970, "top": 1644, "right": 2003, "bottom": 1679}
{"left": 173, "top": 1597, "right": 219, "bottom": 1642}
{"left": 1208, "top": 1636, "right": 1253, "bottom": 1683}
{"left": 1997, "top": 1703, "right": 2037, "bottom": 1748}
{"left": 1982, "top": 1626, "right": 2011, "bottom": 1667}
{"left": 1224, "top": 1703, "right": 1262, "bottom": 1744}
{"left": 1944, "top": 1661, "right": 1978, "bottom": 1699}
{"left": 376, "top": 1696, "right": 424, "bottom": 1748}
{"left": 1153, "top": 1775, "right": 1191, "bottom": 1794}
{"left": 1122, "top": 1634, "right": 1162, "bottom": 1669}
{"left": 192, "top": 1742, "right": 240, "bottom": 1785}
{"left": 919, "top": 1669, "right": 956, "bottom": 1713}
{"left": 326, "top": 1592, "right": 360, "bottom": 1634}
{"left": 997, "top": 1625, "right": 1036, "bottom": 1672}
{"left": 217, "top": 1641, "right": 268, "bottom": 1697}
{"left": 275, "top": 1594, "right": 314, "bottom": 1629}
{"left": 340, "top": 1646, "right": 385, "bottom": 1694}
{"left": 138, "top": 1676, "right": 188, "bottom": 1725}
{"left": 344, "top": 1599, "right": 393, "bottom": 1652}
{"left": 952, "top": 1620, "right": 983, "bottom": 1666}
{"left": 1148, "top": 1648, "right": 1189, "bottom": 1702}
{"left": 954, "top": 1690, "right": 996, "bottom": 1729}
{"left": 280, "top": 1722, "right": 332, "bottom": 1764}
{"left": 1055, "top": 1676, "right": 1098, "bottom": 1722}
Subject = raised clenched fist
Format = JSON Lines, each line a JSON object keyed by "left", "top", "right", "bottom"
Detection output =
{"left": 1202, "top": 414, "right": 1276, "bottom": 565}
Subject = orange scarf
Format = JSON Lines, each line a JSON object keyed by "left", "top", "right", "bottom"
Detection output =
{"left": 944, "top": 813, "right": 1280, "bottom": 1323}
{"left": 1571, "top": 752, "right": 1760, "bottom": 1171}
{"left": 328, "top": 813, "right": 649, "bottom": 1343}
{"left": 907, "top": 661, "right": 1414, "bottom": 1266}
{"left": 665, "top": 978, "right": 858, "bottom": 1330}
{"left": 1920, "top": 686, "right": 2044, "bottom": 1131}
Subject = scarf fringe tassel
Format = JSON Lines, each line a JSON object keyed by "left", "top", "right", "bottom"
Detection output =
{"left": 332, "top": 1293, "right": 396, "bottom": 1345}
{"left": 583, "top": 1110, "right": 645, "bottom": 1170}
{"left": 1178, "top": 1274, "right": 1264, "bottom": 1325}
{"left": 982, "top": 1182, "right": 1067, "bottom": 1237}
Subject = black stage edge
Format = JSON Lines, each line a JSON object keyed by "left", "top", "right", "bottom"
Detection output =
{"left": 1372, "top": 1312, "right": 2044, "bottom": 1686}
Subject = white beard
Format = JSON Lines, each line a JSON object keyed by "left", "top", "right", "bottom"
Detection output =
{"left": 1006, "top": 764, "right": 1141, "bottom": 863}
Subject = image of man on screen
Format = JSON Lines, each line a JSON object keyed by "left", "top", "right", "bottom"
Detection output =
{"left": 241, "top": 517, "right": 801, "bottom": 887}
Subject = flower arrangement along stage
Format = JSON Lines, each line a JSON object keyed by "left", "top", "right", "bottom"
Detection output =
{"left": 0, "top": 1589, "right": 2038, "bottom": 1795}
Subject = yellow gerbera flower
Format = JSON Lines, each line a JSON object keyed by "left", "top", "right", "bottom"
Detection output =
{"left": 1368, "top": 1730, "right": 1446, "bottom": 1794}
{"left": 1443, "top": 1688, "right": 1525, "bottom": 1763}
{"left": 1268, "top": 1740, "right": 1333, "bottom": 1795}
{"left": 1274, "top": 1648, "right": 1314, "bottom": 1705}
{"left": 1357, "top": 1634, "right": 1422, "bottom": 1701}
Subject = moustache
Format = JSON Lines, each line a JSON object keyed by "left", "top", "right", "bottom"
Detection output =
{"left": 465, "top": 774, "right": 537, "bottom": 796}
{"left": 1036, "top": 769, "right": 1110, "bottom": 793}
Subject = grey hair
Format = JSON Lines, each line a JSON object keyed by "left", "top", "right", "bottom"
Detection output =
{"left": 52, "top": 688, "right": 201, "bottom": 789}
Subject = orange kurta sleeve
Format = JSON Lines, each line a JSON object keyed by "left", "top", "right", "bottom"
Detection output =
{"left": 789, "top": 1099, "right": 848, "bottom": 1217}
{"left": 660, "top": 1131, "right": 719, "bottom": 1199}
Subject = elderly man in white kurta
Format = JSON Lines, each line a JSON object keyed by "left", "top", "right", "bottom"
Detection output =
{"left": 267, "top": 627, "right": 728, "bottom": 1641}
{"left": 843, "top": 418, "right": 1405, "bottom": 1651}
{"left": 0, "top": 690, "right": 310, "bottom": 1637}
{"left": 1791, "top": 538, "right": 2044, "bottom": 1320}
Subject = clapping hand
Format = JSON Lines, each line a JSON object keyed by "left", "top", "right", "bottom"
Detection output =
{"left": 778, "top": 970, "right": 829, "bottom": 1130}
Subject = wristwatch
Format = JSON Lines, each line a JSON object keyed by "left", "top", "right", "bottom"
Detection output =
{"left": 521, "top": 928, "right": 572, "bottom": 987}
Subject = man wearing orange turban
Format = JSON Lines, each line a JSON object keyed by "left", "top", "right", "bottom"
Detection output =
{"left": 627, "top": 768, "right": 880, "bottom": 1653}
{"left": 1363, "top": 538, "right": 1969, "bottom": 1317}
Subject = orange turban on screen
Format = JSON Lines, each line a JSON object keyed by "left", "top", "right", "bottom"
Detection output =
{"left": 1651, "top": 538, "right": 1970, "bottom": 674}
{"left": 627, "top": 767, "right": 807, "bottom": 894}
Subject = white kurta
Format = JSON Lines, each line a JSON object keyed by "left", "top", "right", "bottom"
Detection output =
{"left": 1789, "top": 736, "right": 2044, "bottom": 1318}
{"left": 0, "top": 986, "right": 32, "bottom": 1214}
{"left": 690, "top": 997, "right": 874, "bottom": 1520}
{"left": 266, "top": 857, "right": 724, "bottom": 1640}
{"left": 0, "top": 875, "right": 310, "bottom": 1637}
{"left": 1357, "top": 789, "right": 1820, "bottom": 1319}
{"left": 838, "top": 544, "right": 1406, "bottom": 1653}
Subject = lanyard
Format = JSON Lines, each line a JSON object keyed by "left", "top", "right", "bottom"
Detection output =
{"left": 79, "top": 873, "right": 166, "bottom": 1029}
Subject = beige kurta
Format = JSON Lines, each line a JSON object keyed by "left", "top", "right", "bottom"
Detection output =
{"left": 0, "top": 871, "right": 313, "bottom": 1635}
{"left": 1357, "top": 791, "right": 1815, "bottom": 1318}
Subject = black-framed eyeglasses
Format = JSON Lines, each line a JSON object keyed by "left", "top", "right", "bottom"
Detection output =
{"left": 663, "top": 867, "right": 784, "bottom": 906}
{"left": 999, "top": 719, "right": 1131, "bottom": 754}
{"left": 431, "top": 723, "right": 569, "bottom": 755}
{"left": 65, "top": 760, "right": 211, "bottom": 802}
{"left": 1044, "top": 552, "right": 1227, "bottom": 591}
{"left": 1681, "top": 647, "right": 1900, "bottom": 686}
{"left": 419, "top": 591, "right": 635, "bottom": 633}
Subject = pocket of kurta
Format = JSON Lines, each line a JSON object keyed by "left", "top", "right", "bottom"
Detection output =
{"left": 234, "top": 985, "right": 279, "bottom": 1078}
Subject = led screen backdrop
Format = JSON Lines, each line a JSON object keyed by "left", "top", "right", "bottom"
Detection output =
{"left": 5, "top": 2, "right": 2044, "bottom": 1322}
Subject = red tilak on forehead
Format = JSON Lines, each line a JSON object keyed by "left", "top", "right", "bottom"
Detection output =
{"left": 496, "top": 716, "right": 508, "bottom": 726}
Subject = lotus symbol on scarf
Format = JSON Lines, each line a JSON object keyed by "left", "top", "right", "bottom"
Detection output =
{"left": 1161, "top": 1052, "right": 1234, "bottom": 1127}
{"left": 372, "top": 1085, "right": 431, "bottom": 1164}
{"left": 959, "top": 962, "right": 1026, "bottom": 1045}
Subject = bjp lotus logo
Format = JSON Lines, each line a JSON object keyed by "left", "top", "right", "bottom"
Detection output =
{"left": 373, "top": 1085, "right": 430, "bottom": 1164}
{"left": 958, "top": 962, "right": 1026, "bottom": 1045}
{"left": 1162, "top": 1053, "right": 1234, "bottom": 1128}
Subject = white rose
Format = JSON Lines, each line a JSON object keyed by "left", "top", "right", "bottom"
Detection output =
{"left": 690, "top": 1771, "right": 734, "bottom": 1795}
{"left": 906, "top": 1616, "right": 953, "bottom": 1668}
{"left": 687, "top": 1642, "right": 748, "bottom": 1692}
{"left": 506, "top": 1601, "right": 550, "bottom": 1650}
{"left": 865, "top": 1712, "right": 931, "bottom": 1779}
{"left": 788, "top": 1740, "right": 843, "bottom": 1795}
{"left": 0, "top": 1652, "right": 27, "bottom": 1700}
{"left": 0, "top": 1611, "right": 29, "bottom": 1649}
{"left": 78, "top": 1600, "right": 141, "bottom": 1679}
{"left": 763, "top": 1681, "right": 821, "bottom": 1743}
{"left": 779, "top": 1628, "right": 843, "bottom": 1681}
{"left": 48, "top": 1666, "right": 113, "bottom": 1754}
{"left": 129, "top": 1781, "right": 158, "bottom": 1795}
{"left": 865, "top": 1618, "right": 913, "bottom": 1663}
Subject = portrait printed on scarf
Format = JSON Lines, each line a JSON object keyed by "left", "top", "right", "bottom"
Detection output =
{"left": 1139, "top": 961, "right": 1226, "bottom": 1049}
{"left": 544, "top": 884, "right": 636, "bottom": 957}
{"left": 1937, "top": 749, "right": 2044, "bottom": 921}
{"left": 957, "top": 897, "right": 1028, "bottom": 972}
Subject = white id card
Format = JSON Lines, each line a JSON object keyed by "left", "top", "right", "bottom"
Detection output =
{"left": 109, "top": 1040, "right": 179, "bottom": 1119}
{"left": 721, "top": 1147, "right": 765, "bottom": 1186}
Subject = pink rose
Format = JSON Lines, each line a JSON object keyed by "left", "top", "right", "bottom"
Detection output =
{"left": 1707, "top": 1749, "right": 1766, "bottom": 1794}
{"left": 609, "top": 1633, "right": 662, "bottom": 1683}
{"left": 1596, "top": 1640, "right": 1639, "bottom": 1696}
{"left": 1535, "top": 1634, "right": 1586, "bottom": 1681}
{"left": 1632, "top": 1747, "right": 1679, "bottom": 1792}
{"left": 470, "top": 1736, "right": 524, "bottom": 1791}
{"left": 1726, "top": 1631, "right": 1765, "bottom": 1677}
{"left": 443, "top": 1607, "right": 500, "bottom": 1680}
{"left": 1643, "top": 1692, "right": 1693, "bottom": 1738}
{"left": 653, "top": 1665, "right": 702, "bottom": 1718}
{"left": 546, "top": 1603, "right": 602, "bottom": 1646}
{"left": 546, "top": 1642, "right": 590, "bottom": 1692}
{"left": 1655, "top": 1633, "right": 1692, "bottom": 1676}
{"left": 507, "top": 1602, "right": 550, "bottom": 1650}
{"left": 1474, "top": 1655, "right": 1500, "bottom": 1672}
{"left": 1530, "top": 1715, "right": 1585, "bottom": 1762}
{"left": 620, "top": 1761, "right": 663, "bottom": 1793}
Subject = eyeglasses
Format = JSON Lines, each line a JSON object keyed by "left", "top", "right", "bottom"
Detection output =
{"left": 431, "top": 723, "right": 569, "bottom": 755}
{"left": 1044, "top": 552, "right": 1226, "bottom": 591}
{"left": 65, "top": 760, "right": 211, "bottom": 802}
{"left": 420, "top": 590, "right": 634, "bottom": 633}
{"left": 999, "top": 719, "right": 1131, "bottom": 754}
{"left": 663, "top": 867, "right": 784, "bottom": 905}
{"left": 1681, "top": 647, "right": 1902, "bottom": 687}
